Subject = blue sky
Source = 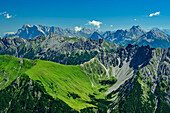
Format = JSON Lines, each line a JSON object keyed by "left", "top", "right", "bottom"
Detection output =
{"left": 0, "top": 0, "right": 170, "bottom": 35}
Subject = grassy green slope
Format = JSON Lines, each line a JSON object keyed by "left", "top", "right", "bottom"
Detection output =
{"left": 0, "top": 74, "right": 78, "bottom": 113}
{"left": 0, "top": 55, "right": 35, "bottom": 90}
{"left": 0, "top": 55, "right": 112, "bottom": 112}
{"left": 25, "top": 59, "right": 98, "bottom": 111}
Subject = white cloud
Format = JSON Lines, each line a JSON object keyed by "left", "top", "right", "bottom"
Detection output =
{"left": 0, "top": 11, "right": 13, "bottom": 19}
{"left": 134, "top": 19, "right": 137, "bottom": 21}
{"left": 74, "top": 26, "right": 82, "bottom": 32}
{"left": 110, "top": 25, "right": 113, "bottom": 27}
{"left": 88, "top": 20, "right": 102, "bottom": 28}
{"left": 4, "top": 13, "right": 12, "bottom": 19}
{"left": 149, "top": 11, "right": 160, "bottom": 17}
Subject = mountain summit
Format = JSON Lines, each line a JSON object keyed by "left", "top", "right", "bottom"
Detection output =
{"left": 132, "top": 29, "right": 170, "bottom": 48}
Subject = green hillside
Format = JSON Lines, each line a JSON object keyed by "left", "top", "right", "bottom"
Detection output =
{"left": 0, "top": 55, "right": 110, "bottom": 112}
{"left": 0, "top": 55, "right": 35, "bottom": 90}
{"left": 25, "top": 59, "right": 97, "bottom": 110}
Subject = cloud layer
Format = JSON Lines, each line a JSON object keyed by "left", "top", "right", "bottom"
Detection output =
{"left": 0, "top": 11, "right": 12, "bottom": 19}
{"left": 74, "top": 26, "right": 82, "bottom": 32}
{"left": 88, "top": 20, "right": 102, "bottom": 28}
{"left": 149, "top": 11, "right": 160, "bottom": 17}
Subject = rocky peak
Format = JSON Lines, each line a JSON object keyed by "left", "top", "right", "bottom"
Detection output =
{"left": 151, "top": 27, "right": 162, "bottom": 32}
{"left": 130, "top": 25, "right": 142, "bottom": 31}
{"left": 102, "top": 31, "right": 114, "bottom": 40}
{"left": 104, "top": 31, "right": 112, "bottom": 36}
{"left": 90, "top": 31, "right": 103, "bottom": 40}
{"left": 144, "top": 30, "right": 169, "bottom": 40}
{"left": 129, "top": 25, "right": 146, "bottom": 37}
{"left": 115, "top": 29, "right": 125, "bottom": 34}
{"left": 22, "top": 24, "right": 32, "bottom": 28}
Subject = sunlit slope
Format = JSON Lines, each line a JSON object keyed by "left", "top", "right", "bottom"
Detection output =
{"left": 0, "top": 55, "right": 115, "bottom": 112}
{"left": 25, "top": 59, "right": 96, "bottom": 111}
{"left": 0, "top": 55, "right": 35, "bottom": 90}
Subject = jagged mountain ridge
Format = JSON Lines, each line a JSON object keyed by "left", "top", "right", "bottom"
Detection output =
{"left": 90, "top": 31, "right": 104, "bottom": 40}
{"left": 5, "top": 24, "right": 97, "bottom": 39}
{"left": 131, "top": 30, "right": 170, "bottom": 48}
{"left": 152, "top": 27, "right": 170, "bottom": 35}
{"left": 90, "top": 26, "right": 170, "bottom": 48}
{"left": 91, "top": 25, "right": 146, "bottom": 45}
{"left": 0, "top": 33, "right": 119, "bottom": 65}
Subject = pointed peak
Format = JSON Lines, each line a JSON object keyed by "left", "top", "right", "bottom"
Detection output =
{"left": 151, "top": 27, "right": 163, "bottom": 32}
{"left": 149, "top": 29, "right": 160, "bottom": 33}
{"left": 22, "top": 24, "right": 32, "bottom": 28}
{"left": 151, "top": 27, "right": 161, "bottom": 30}
{"left": 115, "top": 29, "right": 125, "bottom": 33}
{"left": 148, "top": 29, "right": 167, "bottom": 35}
{"left": 130, "top": 25, "right": 142, "bottom": 30}
{"left": 90, "top": 31, "right": 103, "bottom": 40}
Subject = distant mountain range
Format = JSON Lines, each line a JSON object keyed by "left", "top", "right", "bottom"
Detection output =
{"left": 92, "top": 25, "right": 146, "bottom": 45}
{"left": 90, "top": 26, "right": 170, "bottom": 49}
{"left": 152, "top": 27, "right": 170, "bottom": 35}
{"left": 5, "top": 24, "right": 97, "bottom": 39}
{"left": 4, "top": 24, "right": 170, "bottom": 49}
{"left": 133, "top": 30, "right": 170, "bottom": 48}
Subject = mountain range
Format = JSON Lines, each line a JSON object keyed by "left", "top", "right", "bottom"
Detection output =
{"left": 5, "top": 24, "right": 170, "bottom": 49}
{"left": 5, "top": 24, "right": 97, "bottom": 39}
{"left": 152, "top": 27, "right": 170, "bottom": 35}
{"left": 90, "top": 26, "right": 170, "bottom": 49}
{"left": 0, "top": 33, "right": 119, "bottom": 65}
{"left": 0, "top": 25, "right": 170, "bottom": 113}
